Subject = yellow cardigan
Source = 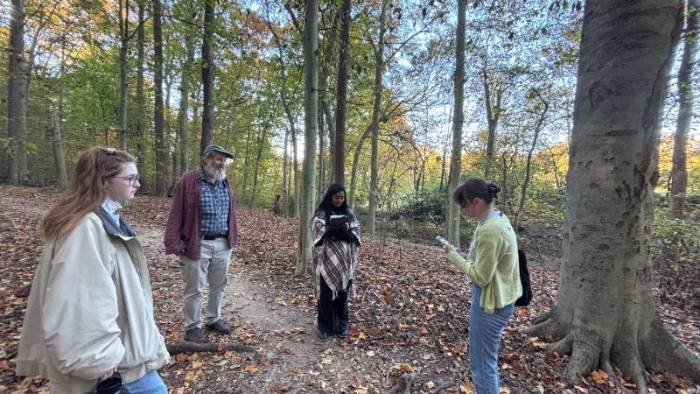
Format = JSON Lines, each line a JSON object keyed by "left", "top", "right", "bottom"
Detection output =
{"left": 447, "top": 214, "right": 521, "bottom": 313}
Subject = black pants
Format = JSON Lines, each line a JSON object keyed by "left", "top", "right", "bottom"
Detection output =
{"left": 317, "top": 276, "right": 349, "bottom": 335}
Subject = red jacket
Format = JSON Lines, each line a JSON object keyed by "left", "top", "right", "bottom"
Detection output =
{"left": 164, "top": 169, "right": 238, "bottom": 259}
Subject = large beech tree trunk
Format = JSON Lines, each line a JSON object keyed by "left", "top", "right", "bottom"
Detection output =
{"left": 525, "top": 1, "right": 700, "bottom": 391}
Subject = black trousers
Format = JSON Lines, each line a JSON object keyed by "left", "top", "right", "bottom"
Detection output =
{"left": 317, "top": 276, "right": 349, "bottom": 335}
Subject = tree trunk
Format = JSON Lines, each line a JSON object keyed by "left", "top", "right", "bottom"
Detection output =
{"left": 292, "top": 124, "right": 300, "bottom": 218}
{"left": 317, "top": 10, "right": 338, "bottom": 199}
{"left": 549, "top": 149, "right": 563, "bottom": 192}
{"left": 51, "top": 43, "right": 68, "bottom": 189}
{"left": 439, "top": 105, "right": 453, "bottom": 191}
{"left": 349, "top": 124, "right": 372, "bottom": 207}
{"left": 50, "top": 107, "right": 68, "bottom": 189}
{"left": 524, "top": 1, "right": 700, "bottom": 390}
{"left": 7, "top": 0, "right": 28, "bottom": 185}
{"left": 317, "top": 100, "right": 325, "bottom": 199}
{"left": 165, "top": 69, "right": 173, "bottom": 186}
{"left": 499, "top": 152, "right": 509, "bottom": 213}
{"left": 514, "top": 94, "right": 548, "bottom": 231}
{"left": 118, "top": 0, "right": 130, "bottom": 151}
{"left": 177, "top": 35, "right": 195, "bottom": 178}
{"left": 297, "top": 0, "right": 318, "bottom": 274}
{"left": 368, "top": 0, "right": 388, "bottom": 237}
{"left": 447, "top": 0, "right": 466, "bottom": 248}
{"left": 282, "top": 127, "right": 289, "bottom": 216}
{"left": 483, "top": 67, "right": 502, "bottom": 181}
{"left": 251, "top": 124, "right": 267, "bottom": 206}
{"left": 136, "top": 0, "right": 147, "bottom": 189}
{"left": 153, "top": 0, "right": 167, "bottom": 196}
{"left": 334, "top": 0, "right": 351, "bottom": 185}
{"left": 670, "top": 0, "right": 698, "bottom": 219}
{"left": 200, "top": 0, "right": 215, "bottom": 154}
{"left": 241, "top": 126, "right": 253, "bottom": 200}
{"left": 322, "top": 100, "right": 335, "bottom": 186}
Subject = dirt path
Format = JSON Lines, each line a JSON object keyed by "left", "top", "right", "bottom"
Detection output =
{"left": 131, "top": 221, "right": 342, "bottom": 393}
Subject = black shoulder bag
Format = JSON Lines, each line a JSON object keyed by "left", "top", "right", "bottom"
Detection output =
{"left": 515, "top": 249, "right": 533, "bottom": 307}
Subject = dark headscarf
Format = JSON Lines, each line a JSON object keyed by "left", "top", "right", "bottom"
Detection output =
{"left": 317, "top": 183, "right": 350, "bottom": 219}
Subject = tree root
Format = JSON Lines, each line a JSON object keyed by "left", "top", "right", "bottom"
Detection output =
{"left": 546, "top": 335, "right": 572, "bottom": 355}
{"left": 532, "top": 310, "right": 553, "bottom": 325}
{"left": 521, "top": 310, "right": 566, "bottom": 338}
{"left": 600, "top": 357, "right": 619, "bottom": 388}
{"left": 609, "top": 325, "right": 648, "bottom": 394}
{"left": 564, "top": 335, "right": 599, "bottom": 383}
{"left": 522, "top": 309, "right": 700, "bottom": 390}
{"left": 640, "top": 318, "right": 700, "bottom": 383}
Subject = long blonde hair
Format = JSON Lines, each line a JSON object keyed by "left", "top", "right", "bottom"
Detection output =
{"left": 42, "top": 147, "right": 136, "bottom": 239}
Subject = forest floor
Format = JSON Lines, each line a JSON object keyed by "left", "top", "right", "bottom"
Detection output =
{"left": 0, "top": 186, "right": 698, "bottom": 393}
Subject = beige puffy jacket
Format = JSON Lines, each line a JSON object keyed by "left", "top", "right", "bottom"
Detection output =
{"left": 15, "top": 212, "right": 169, "bottom": 394}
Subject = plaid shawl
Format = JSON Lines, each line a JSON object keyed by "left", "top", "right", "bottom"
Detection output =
{"left": 312, "top": 209, "right": 361, "bottom": 300}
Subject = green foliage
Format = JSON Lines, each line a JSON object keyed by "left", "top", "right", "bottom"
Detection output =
{"left": 390, "top": 187, "right": 447, "bottom": 220}
{"left": 650, "top": 194, "right": 700, "bottom": 273}
{"left": 651, "top": 207, "right": 700, "bottom": 272}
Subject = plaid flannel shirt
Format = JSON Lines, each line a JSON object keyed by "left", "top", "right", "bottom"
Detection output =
{"left": 200, "top": 178, "right": 230, "bottom": 236}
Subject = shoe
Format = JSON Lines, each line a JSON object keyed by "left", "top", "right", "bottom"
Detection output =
{"left": 317, "top": 330, "right": 328, "bottom": 342}
{"left": 339, "top": 320, "right": 349, "bottom": 338}
{"left": 206, "top": 319, "right": 231, "bottom": 335}
{"left": 184, "top": 327, "right": 207, "bottom": 343}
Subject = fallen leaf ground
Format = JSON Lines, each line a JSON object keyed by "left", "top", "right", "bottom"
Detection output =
{"left": 0, "top": 186, "right": 697, "bottom": 393}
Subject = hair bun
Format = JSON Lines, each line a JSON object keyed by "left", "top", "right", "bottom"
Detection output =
{"left": 487, "top": 183, "right": 500, "bottom": 196}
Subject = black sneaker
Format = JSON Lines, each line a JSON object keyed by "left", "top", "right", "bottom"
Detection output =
{"left": 317, "top": 330, "right": 329, "bottom": 342}
{"left": 184, "top": 327, "right": 207, "bottom": 343}
{"left": 206, "top": 319, "right": 231, "bottom": 335}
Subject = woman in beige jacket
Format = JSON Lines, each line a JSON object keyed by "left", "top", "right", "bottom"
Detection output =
{"left": 16, "top": 147, "right": 169, "bottom": 394}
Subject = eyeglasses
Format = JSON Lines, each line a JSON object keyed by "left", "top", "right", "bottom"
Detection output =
{"left": 113, "top": 174, "right": 140, "bottom": 186}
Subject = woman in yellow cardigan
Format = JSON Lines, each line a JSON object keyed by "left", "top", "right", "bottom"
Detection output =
{"left": 444, "top": 179, "right": 521, "bottom": 393}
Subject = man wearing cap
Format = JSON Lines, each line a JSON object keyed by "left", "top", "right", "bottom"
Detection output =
{"left": 164, "top": 145, "right": 238, "bottom": 342}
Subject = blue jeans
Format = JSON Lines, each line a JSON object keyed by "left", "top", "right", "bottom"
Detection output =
{"left": 469, "top": 283, "right": 514, "bottom": 394}
{"left": 120, "top": 371, "right": 168, "bottom": 394}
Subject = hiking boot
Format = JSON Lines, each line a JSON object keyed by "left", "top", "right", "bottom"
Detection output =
{"left": 317, "top": 330, "right": 329, "bottom": 342}
{"left": 206, "top": 319, "right": 231, "bottom": 335}
{"left": 184, "top": 327, "right": 207, "bottom": 343}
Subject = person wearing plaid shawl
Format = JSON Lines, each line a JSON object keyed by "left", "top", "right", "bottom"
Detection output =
{"left": 312, "top": 184, "right": 361, "bottom": 341}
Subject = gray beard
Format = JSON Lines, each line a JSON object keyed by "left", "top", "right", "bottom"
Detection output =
{"left": 203, "top": 165, "right": 226, "bottom": 181}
